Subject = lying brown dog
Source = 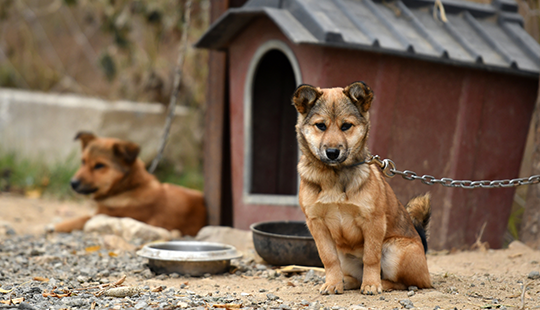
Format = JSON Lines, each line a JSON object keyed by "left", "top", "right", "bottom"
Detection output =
{"left": 53, "top": 132, "right": 207, "bottom": 236}
{"left": 292, "top": 81, "right": 432, "bottom": 295}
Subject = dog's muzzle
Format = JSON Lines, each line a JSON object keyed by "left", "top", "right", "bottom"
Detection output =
{"left": 326, "top": 148, "right": 340, "bottom": 161}
{"left": 70, "top": 179, "right": 98, "bottom": 194}
{"left": 322, "top": 148, "right": 347, "bottom": 165}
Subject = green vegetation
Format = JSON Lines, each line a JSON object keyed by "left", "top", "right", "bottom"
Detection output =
{"left": 0, "top": 151, "right": 203, "bottom": 200}
{"left": 0, "top": 151, "right": 79, "bottom": 200}
{"left": 152, "top": 160, "right": 204, "bottom": 191}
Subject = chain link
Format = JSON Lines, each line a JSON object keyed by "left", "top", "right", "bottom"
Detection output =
{"left": 366, "top": 155, "right": 540, "bottom": 189}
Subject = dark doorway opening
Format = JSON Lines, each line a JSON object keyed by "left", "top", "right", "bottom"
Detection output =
{"left": 250, "top": 49, "right": 298, "bottom": 196}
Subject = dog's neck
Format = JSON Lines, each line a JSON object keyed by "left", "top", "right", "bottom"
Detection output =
{"left": 298, "top": 149, "right": 372, "bottom": 204}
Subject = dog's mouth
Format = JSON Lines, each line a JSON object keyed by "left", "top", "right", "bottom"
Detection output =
{"left": 70, "top": 179, "right": 98, "bottom": 195}
{"left": 74, "top": 187, "right": 98, "bottom": 195}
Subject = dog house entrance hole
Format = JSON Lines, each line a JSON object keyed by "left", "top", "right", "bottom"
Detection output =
{"left": 249, "top": 49, "right": 298, "bottom": 196}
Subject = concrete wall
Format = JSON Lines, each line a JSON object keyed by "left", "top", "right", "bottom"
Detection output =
{"left": 0, "top": 88, "right": 201, "bottom": 171}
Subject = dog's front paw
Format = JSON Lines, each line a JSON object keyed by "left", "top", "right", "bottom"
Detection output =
{"left": 361, "top": 282, "right": 382, "bottom": 295}
{"left": 320, "top": 281, "right": 344, "bottom": 295}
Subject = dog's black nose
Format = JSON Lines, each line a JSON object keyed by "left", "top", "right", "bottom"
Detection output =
{"left": 70, "top": 179, "right": 81, "bottom": 190}
{"left": 326, "top": 148, "right": 340, "bottom": 161}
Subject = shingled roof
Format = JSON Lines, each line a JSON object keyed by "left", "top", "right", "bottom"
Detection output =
{"left": 196, "top": 0, "right": 540, "bottom": 76}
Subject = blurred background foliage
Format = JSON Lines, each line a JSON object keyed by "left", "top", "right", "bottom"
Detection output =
{"left": 0, "top": 0, "right": 209, "bottom": 107}
{"left": 0, "top": 0, "right": 209, "bottom": 198}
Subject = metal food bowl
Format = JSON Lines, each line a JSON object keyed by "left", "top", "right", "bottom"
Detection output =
{"left": 250, "top": 221, "right": 323, "bottom": 267}
{"left": 136, "top": 241, "right": 242, "bottom": 276}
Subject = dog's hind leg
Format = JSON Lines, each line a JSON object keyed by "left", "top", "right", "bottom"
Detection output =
{"left": 338, "top": 251, "right": 363, "bottom": 290}
{"left": 381, "top": 239, "right": 432, "bottom": 289}
{"left": 381, "top": 279, "right": 407, "bottom": 291}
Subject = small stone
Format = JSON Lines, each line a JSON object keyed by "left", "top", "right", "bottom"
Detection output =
{"left": 528, "top": 271, "right": 540, "bottom": 280}
{"left": 399, "top": 299, "right": 414, "bottom": 309}
{"left": 142, "top": 269, "right": 153, "bottom": 279}
{"left": 256, "top": 264, "right": 267, "bottom": 270}
{"left": 408, "top": 286, "right": 418, "bottom": 291}
{"left": 266, "top": 293, "right": 279, "bottom": 301}
{"left": 64, "top": 298, "right": 87, "bottom": 307}
{"left": 170, "top": 273, "right": 180, "bottom": 278}
{"left": 303, "top": 269, "right": 316, "bottom": 283}
{"left": 177, "top": 302, "right": 189, "bottom": 308}
{"left": 259, "top": 288, "right": 267, "bottom": 293}
{"left": 18, "top": 303, "right": 38, "bottom": 310}
{"left": 240, "top": 292, "right": 251, "bottom": 297}
{"left": 134, "top": 300, "right": 148, "bottom": 310}
{"left": 76, "top": 275, "right": 89, "bottom": 283}
{"left": 407, "top": 290, "right": 415, "bottom": 297}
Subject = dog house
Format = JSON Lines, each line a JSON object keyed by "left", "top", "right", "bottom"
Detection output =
{"left": 197, "top": 0, "right": 540, "bottom": 250}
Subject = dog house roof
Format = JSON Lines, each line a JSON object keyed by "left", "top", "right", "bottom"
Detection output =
{"left": 196, "top": 0, "right": 540, "bottom": 76}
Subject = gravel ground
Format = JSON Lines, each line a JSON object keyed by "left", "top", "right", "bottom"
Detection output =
{"left": 1, "top": 230, "right": 540, "bottom": 310}
{"left": 0, "top": 231, "right": 330, "bottom": 310}
{"left": 1, "top": 196, "right": 540, "bottom": 310}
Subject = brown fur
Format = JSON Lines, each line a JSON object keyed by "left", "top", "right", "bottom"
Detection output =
{"left": 54, "top": 132, "right": 207, "bottom": 236}
{"left": 292, "top": 82, "right": 432, "bottom": 295}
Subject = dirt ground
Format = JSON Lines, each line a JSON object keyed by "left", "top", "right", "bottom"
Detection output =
{"left": 1, "top": 194, "right": 539, "bottom": 309}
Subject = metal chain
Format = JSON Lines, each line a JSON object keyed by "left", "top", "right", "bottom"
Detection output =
{"left": 365, "top": 155, "right": 540, "bottom": 189}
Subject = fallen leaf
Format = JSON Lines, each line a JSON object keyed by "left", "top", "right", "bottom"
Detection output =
{"left": 0, "top": 288, "right": 13, "bottom": 294}
{"left": 33, "top": 276, "right": 49, "bottom": 282}
{"left": 108, "top": 251, "right": 118, "bottom": 257}
{"left": 213, "top": 304, "right": 243, "bottom": 309}
{"left": 286, "top": 281, "right": 296, "bottom": 287}
{"left": 85, "top": 245, "right": 101, "bottom": 253}
{"left": 0, "top": 297, "right": 24, "bottom": 305}
{"left": 104, "top": 286, "right": 145, "bottom": 298}
{"left": 277, "top": 265, "right": 325, "bottom": 274}
{"left": 151, "top": 286, "right": 164, "bottom": 292}
{"left": 508, "top": 253, "right": 522, "bottom": 259}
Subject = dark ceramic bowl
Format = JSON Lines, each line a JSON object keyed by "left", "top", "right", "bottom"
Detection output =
{"left": 250, "top": 221, "right": 322, "bottom": 267}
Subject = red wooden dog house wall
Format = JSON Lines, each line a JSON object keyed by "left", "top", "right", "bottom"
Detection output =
{"left": 197, "top": 0, "right": 540, "bottom": 250}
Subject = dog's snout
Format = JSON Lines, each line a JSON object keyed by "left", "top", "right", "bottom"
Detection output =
{"left": 70, "top": 179, "right": 81, "bottom": 190}
{"left": 326, "top": 148, "right": 340, "bottom": 161}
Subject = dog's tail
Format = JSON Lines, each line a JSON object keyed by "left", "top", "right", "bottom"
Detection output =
{"left": 405, "top": 193, "right": 431, "bottom": 253}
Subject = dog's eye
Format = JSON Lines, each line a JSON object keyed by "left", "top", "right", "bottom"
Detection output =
{"left": 341, "top": 123, "right": 353, "bottom": 131}
{"left": 94, "top": 163, "right": 105, "bottom": 170}
{"left": 315, "top": 123, "right": 327, "bottom": 131}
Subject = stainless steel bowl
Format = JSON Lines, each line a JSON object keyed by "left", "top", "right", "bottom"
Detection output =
{"left": 136, "top": 241, "right": 242, "bottom": 276}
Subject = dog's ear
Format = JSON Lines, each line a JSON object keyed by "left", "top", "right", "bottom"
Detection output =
{"left": 292, "top": 84, "right": 322, "bottom": 115}
{"left": 74, "top": 131, "right": 97, "bottom": 150}
{"left": 343, "top": 81, "right": 374, "bottom": 113}
{"left": 113, "top": 141, "right": 140, "bottom": 165}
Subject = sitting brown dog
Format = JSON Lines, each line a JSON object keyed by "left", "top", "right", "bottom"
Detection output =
{"left": 53, "top": 132, "right": 207, "bottom": 236}
{"left": 292, "top": 82, "right": 431, "bottom": 295}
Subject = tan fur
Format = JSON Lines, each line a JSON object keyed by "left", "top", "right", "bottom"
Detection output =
{"left": 293, "top": 82, "right": 432, "bottom": 295}
{"left": 54, "top": 132, "right": 207, "bottom": 236}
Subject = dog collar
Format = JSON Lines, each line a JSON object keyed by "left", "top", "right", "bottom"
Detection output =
{"left": 346, "top": 160, "right": 366, "bottom": 168}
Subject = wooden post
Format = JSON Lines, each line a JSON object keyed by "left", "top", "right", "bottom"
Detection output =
{"left": 521, "top": 78, "right": 540, "bottom": 250}
{"left": 203, "top": 0, "right": 231, "bottom": 226}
